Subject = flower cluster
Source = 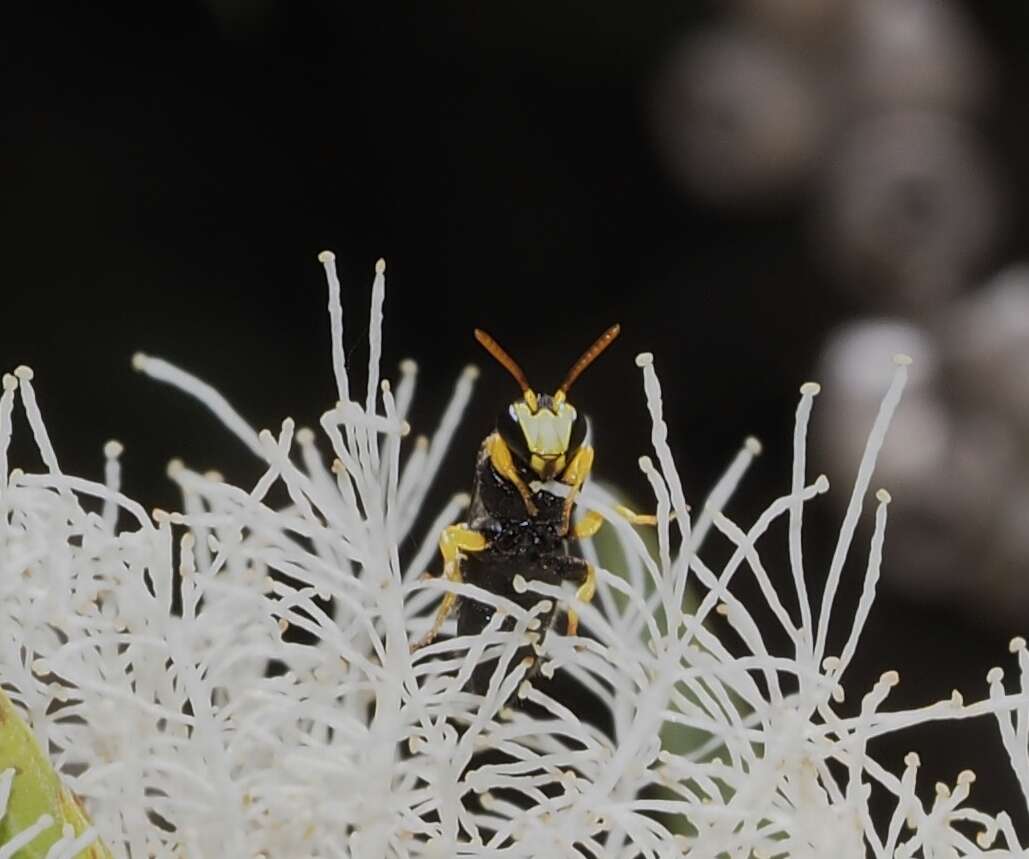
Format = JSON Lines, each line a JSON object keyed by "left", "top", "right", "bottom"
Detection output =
{"left": 3, "top": 254, "right": 1029, "bottom": 857}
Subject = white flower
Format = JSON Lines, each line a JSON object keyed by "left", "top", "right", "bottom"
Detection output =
{"left": 2, "top": 253, "right": 1029, "bottom": 857}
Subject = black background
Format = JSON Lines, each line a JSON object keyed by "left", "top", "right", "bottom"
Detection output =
{"left": 5, "top": 0, "right": 1029, "bottom": 835}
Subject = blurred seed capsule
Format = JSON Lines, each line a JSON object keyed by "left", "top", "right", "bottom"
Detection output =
{"left": 846, "top": 0, "right": 990, "bottom": 113}
{"left": 817, "top": 320, "right": 942, "bottom": 485}
{"left": 943, "top": 266, "right": 1029, "bottom": 433}
{"left": 730, "top": 0, "right": 851, "bottom": 47}
{"left": 814, "top": 112, "right": 1001, "bottom": 309}
{"left": 815, "top": 319, "right": 1028, "bottom": 619}
{"left": 652, "top": 28, "right": 825, "bottom": 204}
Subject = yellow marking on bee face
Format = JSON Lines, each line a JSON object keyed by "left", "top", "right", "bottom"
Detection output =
{"left": 512, "top": 400, "right": 577, "bottom": 478}
{"left": 530, "top": 453, "right": 566, "bottom": 479}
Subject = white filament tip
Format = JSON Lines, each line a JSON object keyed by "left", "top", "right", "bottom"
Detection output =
{"left": 416, "top": 435, "right": 429, "bottom": 450}
{"left": 296, "top": 427, "right": 315, "bottom": 445}
{"left": 131, "top": 352, "right": 148, "bottom": 371}
{"left": 814, "top": 474, "right": 830, "bottom": 493}
{"left": 375, "top": 258, "right": 386, "bottom": 274}
{"left": 988, "top": 667, "right": 1004, "bottom": 684}
{"left": 152, "top": 508, "right": 170, "bottom": 523}
{"left": 875, "top": 488, "right": 892, "bottom": 504}
{"left": 635, "top": 352, "right": 654, "bottom": 368}
{"left": 744, "top": 436, "right": 762, "bottom": 455}
{"left": 904, "top": 752, "right": 921, "bottom": 768}
{"left": 958, "top": 769, "right": 976, "bottom": 785}
{"left": 893, "top": 353, "right": 913, "bottom": 366}
{"left": 400, "top": 358, "right": 417, "bottom": 374}
{"left": 881, "top": 670, "right": 899, "bottom": 687}
{"left": 104, "top": 440, "right": 124, "bottom": 458}
{"left": 950, "top": 689, "right": 963, "bottom": 706}
{"left": 2, "top": 373, "right": 16, "bottom": 391}
{"left": 463, "top": 364, "right": 480, "bottom": 380}
{"left": 400, "top": 421, "right": 411, "bottom": 436}
{"left": 317, "top": 250, "right": 335, "bottom": 263}
{"left": 166, "top": 458, "right": 184, "bottom": 477}
{"left": 14, "top": 365, "right": 34, "bottom": 381}
{"left": 513, "top": 575, "right": 527, "bottom": 593}
{"left": 1010, "top": 636, "right": 1026, "bottom": 653}
{"left": 638, "top": 455, "right": 652, "bottom": 470}
{"left": 800, "top": 381, "right": 821, "bottom": 396}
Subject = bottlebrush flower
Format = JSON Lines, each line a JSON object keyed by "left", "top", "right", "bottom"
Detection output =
{"left": 2, "top": 253, "right": 1029, "bottom": 857}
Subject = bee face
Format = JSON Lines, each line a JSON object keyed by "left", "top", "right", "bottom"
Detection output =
{"left": 497, "top": 395, "right": 589, "bottom": 479}
{"left": 476, "top": 324, "right": 614, "bottom": 481}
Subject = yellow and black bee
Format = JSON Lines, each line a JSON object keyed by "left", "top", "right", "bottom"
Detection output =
{"left": 414, "top": 325, "right": 656, "bottom": 693}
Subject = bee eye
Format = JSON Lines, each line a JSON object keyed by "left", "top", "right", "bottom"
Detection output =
{"left": 569, "top": 412, "right": 589, "bottom": 455}
{"left": 497, "top": 405, "right": 530, "bottom": 463}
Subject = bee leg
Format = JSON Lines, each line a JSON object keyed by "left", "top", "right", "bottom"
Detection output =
{"left": 614, "top": 504, "right": 661, "bottom": 526}
{"left": 566, "top": 562, "right": 596, "bottom": 638}
{"left": 571, "top": 510, "right": 604, "bottom": 540}
{"left": 559, "top": 445, "right": 594, "bottom": 536}
{"left": 487, "top": 432, "right": 538, "bottom": 516}
{"left": 410, "top": 523, "right": 487, "bottom": 652}
{"left": 573, "top": 503, "right": 681, "bottom": 537}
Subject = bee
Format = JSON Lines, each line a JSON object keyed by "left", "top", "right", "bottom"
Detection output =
{"left": 413, "top": 324, "right": 657, "bottom": 694}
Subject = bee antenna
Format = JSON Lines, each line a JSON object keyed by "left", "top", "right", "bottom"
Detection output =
{"left": 558, "top": 324, "right": 621, "bottom": 395}
{"left": 474, "top": 329, "right": 533, "bottom": 396}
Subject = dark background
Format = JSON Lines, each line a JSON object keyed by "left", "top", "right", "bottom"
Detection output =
{"left": 5, "top": 0, "right": 1029, "bottom": 834}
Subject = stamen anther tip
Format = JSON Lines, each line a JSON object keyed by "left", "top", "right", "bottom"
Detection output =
{"left": 317, "top": 250, "right": 336, "bottom": 264}
{"left": 635, "top": 352, "right": 654, "bottom": 368}
{"left": 800, "top": 381, "right": 821, "bottom": 396}
{"left": 13, "top": 365, "right": 34, "bottom": 381}
{"left": 893, "top": 353, "right": 913, "bottom": 366}
{"left": 104, "top": 440, "right": 124, "bottom": 458}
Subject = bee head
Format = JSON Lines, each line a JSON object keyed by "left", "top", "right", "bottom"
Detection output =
{"left": 475, "top": 325, "right": 618, "bottom": 480}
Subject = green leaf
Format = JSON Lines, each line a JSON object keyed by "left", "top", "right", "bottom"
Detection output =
{"left": 0, "top": 688, "right": 114, "bottom": 858}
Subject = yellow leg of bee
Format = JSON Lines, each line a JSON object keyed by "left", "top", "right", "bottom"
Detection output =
{"left": 571, "top": 503, "right": 673, "bottom": 540}
{"left": 559, "top": 445, "right": 594, "bottom": 535}
{"left": 566, "top": 563, "right": 596, "bottom": 637}
{"left": 410, "top": 523, "right": 487, "bottom": 651}
{"left": 571, "top": 510, "right": 604, "bottom": 539}
{"left": 614, "top": 504, "right": 662, "bottom": 526}
{"left": 487, "top": 432, "right": 538, "bottom": 516}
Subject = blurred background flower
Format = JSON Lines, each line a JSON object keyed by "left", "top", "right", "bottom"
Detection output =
{"left": 5, "top": 0, "right": 1029, "bottom": 837}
